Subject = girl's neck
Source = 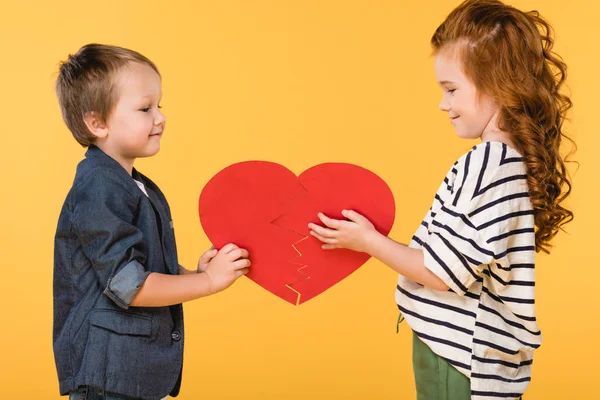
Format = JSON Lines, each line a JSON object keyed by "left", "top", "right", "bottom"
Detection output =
{"left": 481, "top": 129, "right": 516, "bottom": 150}
{"left": 480, "top": 109, "right": 516, "bottom": 150}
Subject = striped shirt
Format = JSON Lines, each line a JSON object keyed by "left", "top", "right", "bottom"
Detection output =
{"left": 396, "top": 141, "right": 541, "bottom": 400}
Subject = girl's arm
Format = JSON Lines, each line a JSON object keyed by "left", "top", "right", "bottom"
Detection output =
{"left": 364, "top": 233, "right": 449, "bottom": 291}
{"left": 309, "top": 210, "right": 449, "bottom": 291}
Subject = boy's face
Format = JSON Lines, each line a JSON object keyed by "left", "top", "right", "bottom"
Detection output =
{"left": 435, "top": 51, "right": 500, "bottom": 140}
{"left": 101, "top": 62, "right": 165, "bottom": 169}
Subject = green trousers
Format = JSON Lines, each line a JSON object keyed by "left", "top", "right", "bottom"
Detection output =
{"left": 412, "top": 332, "right": 523, "bottom": 400}
{"left": 412, "top": 332, "right": 471, "bottom": 400}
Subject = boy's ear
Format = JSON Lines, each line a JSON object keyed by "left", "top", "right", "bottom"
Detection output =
{"left": 83, "top": 111, "right": 109, "bottom": 139}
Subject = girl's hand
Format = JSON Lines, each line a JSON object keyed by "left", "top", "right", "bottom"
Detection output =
{"left": 197, "top": 246, "right": 218, "bottom": 273}
{"left": 308, "top": 210, "right": 379, "bottom": 253}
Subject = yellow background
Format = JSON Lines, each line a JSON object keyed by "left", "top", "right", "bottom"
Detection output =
{"left": 1, "top": 0, "right": 597, "bottom": 398}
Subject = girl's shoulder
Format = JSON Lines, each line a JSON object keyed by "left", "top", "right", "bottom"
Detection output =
{"left": 454, "top": 141, "right": 526, "bottom": 179}
{"left": 447, "top": 141, "right": 529, "bottom": 203}
{"left": 456, "top": 140, "right": 522, "bottom": 164}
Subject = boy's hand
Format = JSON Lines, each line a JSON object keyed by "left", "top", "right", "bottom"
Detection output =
{"left": 197, "top": 246, "right": 217, "bottom": 273}
{"left": 203, "top": 243, "right": 251, "bottom": 294}
{"left": 308, "top": 210, "right": 379, "bottom": 253}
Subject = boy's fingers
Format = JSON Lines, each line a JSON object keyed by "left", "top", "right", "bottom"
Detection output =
{"left": 220, "top": 243, "right": 238, "bottom": 254}
{"left": 227, "top": 249, "right": 241, "bottom": 260}
{"left": 233, "top": 259, "right": 251, "bottom": 269}
{"left": 237, "top": 248, "right": 250, "bottom": 259}
{"left": 201, "top": 249, "right": 218, "bottom": 260}
{"left": 322, "top": 244, "right": 340, "bottom": 250}
{"left": 227, "top": 248, "right": 250, "bottom": 261}
{"left": 235, "top": 268, "right": 250, "bottom": 278}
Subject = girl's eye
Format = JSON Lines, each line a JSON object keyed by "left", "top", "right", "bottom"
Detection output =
{"left": 446, "top": 89, "right": 456, "bottom": 94}
{"left": 140, "top": 107, "right": 150, "bottom": 113}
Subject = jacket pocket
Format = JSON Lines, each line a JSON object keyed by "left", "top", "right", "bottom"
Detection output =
{"left": 89, "top": 309, "right": 152, "bottom": 337}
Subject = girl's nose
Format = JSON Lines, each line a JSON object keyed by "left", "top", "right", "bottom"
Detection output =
{"left": 439, "top": 97, "right": 451, "bottom": 112}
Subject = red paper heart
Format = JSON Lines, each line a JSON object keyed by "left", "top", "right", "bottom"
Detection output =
{"left": 199, "top": 162, "right": 395, "bottom": 305}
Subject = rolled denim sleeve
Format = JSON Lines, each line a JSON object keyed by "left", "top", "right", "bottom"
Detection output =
{"left": 104, "top": 260, "right": 151, "bottom": 309}
{"left": 73, "top": 168, "right": 150, "bottom": 309}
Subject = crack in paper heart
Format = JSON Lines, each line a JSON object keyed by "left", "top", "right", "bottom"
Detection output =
{"left": 270, "top": 189, "right": 313, "bottom": 305}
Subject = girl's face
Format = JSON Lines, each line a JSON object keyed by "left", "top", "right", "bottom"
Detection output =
{"left": 435, "top": 51, "right": 500, "bottom": 140}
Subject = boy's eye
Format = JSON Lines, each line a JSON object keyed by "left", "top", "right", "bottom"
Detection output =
{"left": 446, "top": 89, "right": 456, "bottom": 94}
{"left": 140, "top": 105, "right": 162, "bottom": 112}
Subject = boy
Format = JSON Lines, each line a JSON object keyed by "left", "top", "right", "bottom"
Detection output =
{"left": 53, "top": 43, "right": 250, "bottom": 400}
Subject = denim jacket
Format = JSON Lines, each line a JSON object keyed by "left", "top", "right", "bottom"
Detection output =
{"left": 53, "top": 146, "right": 184, "bottom": 400}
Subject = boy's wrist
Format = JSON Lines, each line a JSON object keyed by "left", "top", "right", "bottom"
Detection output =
{"left": 178, "top": 265, "right": 195, "bottom": 275}
{"left": 195, "top": 271, "right": 220, "bottom": 296}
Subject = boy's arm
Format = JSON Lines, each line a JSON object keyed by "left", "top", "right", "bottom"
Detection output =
{"left": 73, "top": 170, "right": 250, "bottom": 308}
{"left": 130, "top": 272, "right": 216, "bottom": 306}
{"left": 178, "top": 265, "right": 195, "bottom": 275}
{"left": 130, "top": 244, "right": 250, "bottom": 307}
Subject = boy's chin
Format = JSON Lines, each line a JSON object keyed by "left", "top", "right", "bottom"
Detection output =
{"left": 139, "top": 145, "right": 161, "bottom": 158}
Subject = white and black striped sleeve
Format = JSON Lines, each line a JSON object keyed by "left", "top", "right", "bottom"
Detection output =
{"left": 422, "top": 145, "right": 515, "bottom": 296}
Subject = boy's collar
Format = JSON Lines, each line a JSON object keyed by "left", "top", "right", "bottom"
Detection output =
{"left": 85, "top": 144, "right": 110, "bottom": 160}
{"left": 85, "top": 145, "right": 141, "bottom": 178}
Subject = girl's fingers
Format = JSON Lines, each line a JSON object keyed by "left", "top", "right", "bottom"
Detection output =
{"left": 309, "top": 223, "right": 338, "bottom": 238}
{"left": 318, "top": 212, "right": 342, "bottom": 229}
{"left": 322, "top": 243, "right": 341, "bottom": 250}
{"left": 342, "top": 209, "right": 366, "bottom": 224}
{"left": 310, "top": 230, "right": 338, "bottom": 244}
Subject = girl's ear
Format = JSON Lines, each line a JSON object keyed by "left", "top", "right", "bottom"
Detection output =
{"left": 83, "top": 111, "right": 109, "bottom": 139}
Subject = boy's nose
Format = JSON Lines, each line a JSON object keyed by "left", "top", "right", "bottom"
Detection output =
{"left": 154, "top": 109, "right": 166, "bottom": 126}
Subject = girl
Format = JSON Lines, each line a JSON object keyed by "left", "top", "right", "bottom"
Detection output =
{"left": 308, "top": 1, "right": 574, "bottom": 399}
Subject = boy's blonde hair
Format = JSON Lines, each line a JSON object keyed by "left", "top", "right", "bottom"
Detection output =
{"left": 56, "top": 43, "right": 160, "bottom": 146}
